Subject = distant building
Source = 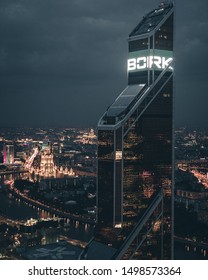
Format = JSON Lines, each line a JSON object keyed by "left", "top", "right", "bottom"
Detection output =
{"left": 40, "top": 145, "right": 56, "bottom": 177}
{"left": 176, "top": 188, "right": 208, "bottom": 210}
{"left": 176, "top": 188, "right": 208, "bottom": 226}
{"left": 28, "top": 142, "right": 76, "bottom": 180}
{"left": 3, "top": 144, "right": 14, "bottom": 164}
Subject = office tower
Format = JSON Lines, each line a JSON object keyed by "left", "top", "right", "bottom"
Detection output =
{"left": 3, "top": 144, "right": 14, "bottom": 164}
{"left": 40, "top": 144, "right": 56, "bottom": 177}
{"left": 83, "top": 2, "right": 175, "bottom": 260}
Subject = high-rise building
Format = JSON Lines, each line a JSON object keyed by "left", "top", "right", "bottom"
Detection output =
{"left": 40, "top": 143, "right": 56, "bottom": 177}
{"left": 83, "top": 2, "right": 174, "bottom": 260}
{"left": 3, "top": 144, "right": 14, "bottom": 164}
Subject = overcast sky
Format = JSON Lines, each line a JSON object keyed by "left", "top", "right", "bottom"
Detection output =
{"left": 0, "top": 0, "right": 208, "bottom": 128}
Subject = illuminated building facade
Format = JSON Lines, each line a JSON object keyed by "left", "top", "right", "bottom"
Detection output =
{"left": 28, "top": 143, "right": 76, "bottom": 179}
{"left": 91, "top": 2, "right": 174, "bottom": 260}
{"left": 40, "top": 145, "right": 56, "bottom": 177}
{"left": 3, "top": 144, "right": 14, "bottom": 164}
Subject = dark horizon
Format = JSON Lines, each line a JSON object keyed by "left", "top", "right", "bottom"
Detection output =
{"left": 1, "top": 124, "right": 208, "bottom": 131}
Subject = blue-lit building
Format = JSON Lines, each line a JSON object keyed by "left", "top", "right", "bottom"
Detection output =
{"left": 84, "top": 2, "right": 174, "bottom": 260}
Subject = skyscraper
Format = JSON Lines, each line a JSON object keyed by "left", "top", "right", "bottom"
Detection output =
{"left": 3, "top": 144, "right": 14, "bottom": 164}
{"left": 84, "top": 1, "right": 174, "bottom": 260}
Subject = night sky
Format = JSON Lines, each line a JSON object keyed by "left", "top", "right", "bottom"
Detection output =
{"left": 0, "top": 0, "right": 208, "bottom": 128}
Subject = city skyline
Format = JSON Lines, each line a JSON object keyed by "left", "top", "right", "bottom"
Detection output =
{"left": 0, "top": 0, "right": 208, "bottom": 128}
{"left": 1, "top": 125, "right": 208, "bottom": 260}
{"left": 1, "top": 1, "right": 208, "bottom": 261}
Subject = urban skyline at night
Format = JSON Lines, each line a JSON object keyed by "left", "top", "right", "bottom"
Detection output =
{"left": 1, "top": 0, "right": 208, "bottom": 261}
{"left": 1, "top": 126, "right": 208, "bottom": 259}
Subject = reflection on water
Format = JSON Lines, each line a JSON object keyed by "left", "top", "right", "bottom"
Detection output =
{"left": 85, "top": 223, "right": 88, "bottom": 232}
{"left": 174, "top": 242, "right": 208, "bottom": 260}
{"left": 0, "top": 191, "right": 94, "bottom": 243}
{"left": 2, "top": 191, "right": 208, "bottom": 259}
{"left": 39, "top": 209, "right": 52, "bottom": 219}
{"left": 64, "top": 219, "right": 93, "bottom": 242}
{"left": 0, "top": 191, "right": 40, "bottom": 220}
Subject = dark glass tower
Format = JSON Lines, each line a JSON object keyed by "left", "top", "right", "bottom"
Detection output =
{"left": 85, "top": 2, "right": 174, "bottom": 260}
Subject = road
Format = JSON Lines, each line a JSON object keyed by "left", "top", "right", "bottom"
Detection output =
{"left": 0, "top": 214, "right": 24, "bottom": 227}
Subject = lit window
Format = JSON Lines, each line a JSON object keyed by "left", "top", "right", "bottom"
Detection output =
{"left": 115, "top": 223, "right": 122, "bottom": 228}
{"left": 116, "top": 151, "right": 122, "bottom": 160}
{"left": 163, "top": 93, "right": 171, "bottom": 98}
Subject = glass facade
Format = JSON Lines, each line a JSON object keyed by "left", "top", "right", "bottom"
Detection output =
{"left": 97, "top": 130, "right": 114, "bottom": 225}
{"left": 95, "top": 2, "right": 174, "bottom": 260}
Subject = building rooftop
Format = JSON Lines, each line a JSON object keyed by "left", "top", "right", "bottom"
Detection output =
{"left": 129, "top": 2, "right": 173, "bottom": 37}
{"left": 99, "top": 84, "right": 146, "bottom": 126}
{"left": 21, "top": 241, "right": 83, "bottom": 260}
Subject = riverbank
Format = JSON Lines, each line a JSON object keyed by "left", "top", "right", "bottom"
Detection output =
{"left": 0, "top": 190, "right": 94, "bottom": 243}
{"left": 8, "top": 186, "right": 95, "bottom": 225}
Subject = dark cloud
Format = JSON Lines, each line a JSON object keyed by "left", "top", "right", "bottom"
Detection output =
{"left": 174, "top": 0, "right": 208, "bottom": 127}
{"left": 0, "top": 0, "right": 208, "bottom": 128}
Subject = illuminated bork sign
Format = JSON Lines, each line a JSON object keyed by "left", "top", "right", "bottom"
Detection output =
{"left": 128, "top": 56, "right": 173, "bottom": 71}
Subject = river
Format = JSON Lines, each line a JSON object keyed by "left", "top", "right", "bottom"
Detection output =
{"left": 1, "top": 190, "right": 208, "bottom": 259}
{"left": 0, "top": 190, "right": 94, "bottom": 243}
